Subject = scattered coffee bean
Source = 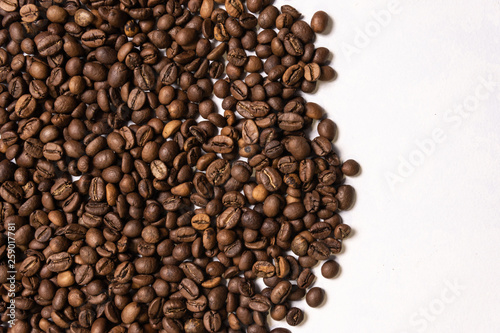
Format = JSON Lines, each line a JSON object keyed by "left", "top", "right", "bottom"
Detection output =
{"left": 311, "top": 11, "right": 330, "bottom": 33}
{"left": 306, "top": 287, "right": 325, "bottom": 307}
{"left": 322, "top": 259, "right": 341, "bottom": 278}
{"left": 342, "top": 159, "right": 361, "bottom": 176}
{"left": 286, "top": 307, "right": 304, "bottom": 326}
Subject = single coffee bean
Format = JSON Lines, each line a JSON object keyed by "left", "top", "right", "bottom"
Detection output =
{"left": 211, "top": 135, "right": 234, "bottom": 154}
{"left": 286, "top": 307, "right": 304, "bottom": 326}
{"left": 249, "top": 294, "right": 271, "bottom": 312}
{"left": 278, "top": 112, "right": 304, "bottom": 131}
{"left": 334, "top": 223, "right": 351, "bottom": 239}
{"left": 306, "top": 287, "right": 325, "bottom": 307}
{"left": 270, "top": 280, "right": 292, "bottom": 304}
{"left": 0, "top": 181, "right": 23, "bottom": 204}
{"left": 318, "top": 118, "right": 337, "bottom": 140}
{"left": 304, "top": 63, "right": 321, "bottom": 82}
{"left": 284, "top": 33, "right": 304, "bottom": 56}
{"left": 336, "top": 185, "right": 355, "bottom": 210}
{"left": 191, "top": 213, "right": 211, "bottom": 230}
{"left": 203, "top": 310, "right": 222, "bottom": 332}
{"left": 311, "top": 11, "right": 329, "bottom": 33}
{"left": 282, "top": 64, "right": 304, "bottom": 86}
{"left": 252, "top": 261, "right": 275, "bottom": 278}
{"left": 342, "top": 159, "right": 360, "bottom": 176}
{"left": 228, "top": 48, "right": 248, "bottom": 66}
{"left": 47, "top": 252, "right": 73, "bottom": 272}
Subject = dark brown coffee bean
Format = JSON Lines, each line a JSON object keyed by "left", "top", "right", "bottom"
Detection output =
{"left": 230, "top": 80, "right": 248, "bottom": 100}
{"left": 159, "top": 62, "right": 179, "bottom": 85}
{"left": 318, "top": 118, "right": 337, "bottom": 140}
{"left": 257, "top": 167, "right": 282, "bottom": 192}
{"left": 321, "top": 260, "right": 340, "bottom": 279}
{"left": 252, "top": 261, "right": 275, "bottom": 278}
{"left": 47, "top": 252, "right": 73, "bottom": 272}
{"left": 178, "top": 278, "right": 200, "bottom": 300}
{"left": 36, "top": 35, "right": 63, "bottom": 57}
{"left": 225, "top": 0, "right": 244, "bottom": 17}
{"left": 203, "top": 310, "right": 222, "bottom": 332}
{"left": 306, "top": 287, "right": 325, "bottom": 308}
{"left": 270, "top": 280, "right": 292, "bottom": 304}
{"left": 206, "top": 159, "right": 231, "bottom": 186}
{"left": 311, "top": 11, "right": 329, "bottom": 33}
{"left": 2, "top": 182, "right": 26, "bottom": 209}
{"left": 308, "top": 240, "right": 331, "bottom": 260}
{"left": 312, "top": 136, "right": 332, "bottom": 156}
{"left": 19, "top": 256, "right": 41, "bottom": 277}
{"left": 286, "top": 307, "right": 304, "bottom": 326}
{"left": 15, "top": 94, "right": 36, "bottom": 118}
{"left": 227, "top": 48, "right": 247, "bottom": 67}
{"left": 336, "top": 185, "right": 355, "bottom": 210}
{"left": 81, "top": 29, "right": 106, "bottom": 48}
{"left": 304, "top": 63, "right": 321, "bottom": 82}
{"left": 284, "top": 33, "right": 304, "bottom": 56}
{"left": 207, "top": 286, "right": 227, "bottom": 311}
{"left": 258, "top": 5, "right": 279, "bottom": 29}
{"left": 211, "top": 135, "right": 234, "bottom": 154}
{"left": 278, "top": 112, "right": 304, "bottom": 131}
{"left": 342, "top": 159, "right": 360, "bottom": 176}
{"left": 249, "top": 294, "right": 271, "bottom": 312}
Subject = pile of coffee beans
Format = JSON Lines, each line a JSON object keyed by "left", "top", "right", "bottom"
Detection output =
{"left": 0, "top": 0, "right": 359, "bottom": 332}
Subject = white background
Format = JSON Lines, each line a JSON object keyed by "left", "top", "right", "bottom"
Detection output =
{"left": 273, "top": 0, "right": 500, "bottom": 332}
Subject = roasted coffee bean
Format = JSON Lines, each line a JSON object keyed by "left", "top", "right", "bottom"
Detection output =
{"left": 334, "top": 223, "right": 351, "bottom": 240}
{"left": 307, "top": 240, "right": 330, "bottom": 260}
{"left": 304, "top": 63, "right": 321, "bottom": 82}
{"left": 1, "top": 181, "right": 23, "bottom": 204}
{"left": 257, "top": 167, "right": 282, "bottom": 192}
{"left": 179, "top": 278, "right": 200, "bottom": 300}
{"left": 321, "top": 259, "right": 340, "bottom": 279}
{"left": 306, "top": 287, "right": 325, "bottom": 307}
{"left": 318, "top": 118, "right": 337, "bottom": 140}
{"left": 282, "top": 64, "right": 304, "bottom": 86}
{"left": 252, "top": 261, "right": 275, "bottom": 278}
{"left": 270, "top": 280, "right": 292, "bottom": 304}
{"left": 47, "top": 252, "right": 73, "bottom": 272}
{"left": 81, "top": 29, "right": 106, "bottom": 48}
{"left": 15, "top": 94, "right": 36, "bottom": 118}
{"left": 312, "top": 136, "right": 332, "bottom": 156}
{"left": 19, "top": 256, "right": 41, "bottom": 277}
{"left": 226, "top": 0, "right": 244, "bottom": 17}
{"left": 191, "top": 213, "right": 211, "bottom": 230}
{"left": 311, "top": 11, "right": 329, "bottom": 33}
{"left": 336, "top": 185, "right": 355, "bottom": 210}
{"left": 342, "top": 159, "right": 360, "bottom": 176}
{"left": 206, "top": 159, "right": 231, "bottom": 186}
{"left": 278, "top": 112, "right": 304, "bottom": 131}
{"left": 249, "top": 294, "right": 271, "bottom": 312}
{"left": 211, "top": 135, "right": 234, "bottom": 154}
{"left": 202, "top": 310, "right": 222, "bottom": 332}
{"left": 286, "top": 307, "right": 304, "bottom": 326}
{"left": 297, "top": 267, "right": 315, "bottom": 289}
{"left": 228, "top": 48, "right": 248, "bottom": 67}
{"left": 230, "top": 80, "right": 249, "bottom": 100}
{"left": 284, "top": 33, "right": 304, "bottom": 56}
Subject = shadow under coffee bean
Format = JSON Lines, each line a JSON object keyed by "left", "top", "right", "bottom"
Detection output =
{"left": 0, "top": 1, "right": 360, "bottom": 332}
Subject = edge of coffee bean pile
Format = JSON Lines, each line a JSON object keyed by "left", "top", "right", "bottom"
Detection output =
{"left": 0, "top": 0, "right": 360, "bottom": 332}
